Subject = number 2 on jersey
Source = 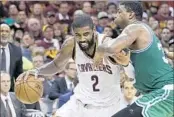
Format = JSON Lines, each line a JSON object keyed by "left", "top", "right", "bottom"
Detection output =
{"left": 91, "top": 75, "right": 100, "bottom": 92}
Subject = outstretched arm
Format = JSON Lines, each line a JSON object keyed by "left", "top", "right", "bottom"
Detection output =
{"left": 36, "top": 37, "right": 75, "bottom": 76}
{"left": 97, "top": 24, "right": 142, "bottom": 55}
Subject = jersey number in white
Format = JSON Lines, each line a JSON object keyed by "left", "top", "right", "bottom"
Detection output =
{"left": 157, "top": 43, "right": 169, "bottom": 64}
{"left": 91, "top": 75, "right": 100, "bottom": 92}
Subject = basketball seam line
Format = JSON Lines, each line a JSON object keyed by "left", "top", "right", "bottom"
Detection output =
{"left": 26, "top": 82, "right": 42, "bottom": 97}
{"left": 16, "top": 81, "right": 41, "bottom": 85}
{"left": 24, "top": 81, "right": 32, "bottom": 104}
{"left": 17, "top": 80, "right": 22, "bottom": 101}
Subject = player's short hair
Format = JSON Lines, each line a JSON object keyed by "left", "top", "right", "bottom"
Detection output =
{"left": 120, "top": 1, "right": 143, "bottom": 21}
{"left": 72, "top": 14, "right": 94, "bottom": 30}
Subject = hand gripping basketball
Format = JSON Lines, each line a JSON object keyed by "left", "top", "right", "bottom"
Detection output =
{"left": 17, "top": 69, "right": 44, "bottom": 82}
{"left": 15, "top": 69, "right": 44, "bottom": 104}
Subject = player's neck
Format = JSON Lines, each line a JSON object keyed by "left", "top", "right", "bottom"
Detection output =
{"left": 85, "top": 40, "right": 96, "bottom": 57}
{"left": 128, "top": 19, "right": 139, "bottom": 25}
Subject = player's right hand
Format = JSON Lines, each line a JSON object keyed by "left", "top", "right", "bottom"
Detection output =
{"left": 16, "top": 70, "right": 35, "bottom": 81}
{"left": 17, "top": 69, "right": 43, "bottom": 82}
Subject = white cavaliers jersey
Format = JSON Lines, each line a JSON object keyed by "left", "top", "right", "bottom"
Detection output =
{"left": 74, "top": 34, "right": 122, "bottom": 106}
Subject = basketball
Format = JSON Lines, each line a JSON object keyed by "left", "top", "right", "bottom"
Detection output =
{"left": 15, "top": 74, "right": 43, "bottom": 104}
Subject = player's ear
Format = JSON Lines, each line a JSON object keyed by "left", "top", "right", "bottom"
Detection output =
{"left": 129, "top": 11, "right": 135, "bottom": 20}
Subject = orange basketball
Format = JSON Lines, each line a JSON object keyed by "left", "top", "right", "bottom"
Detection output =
{"left": 15, "top": 74, "right": 43, "bottom": 104}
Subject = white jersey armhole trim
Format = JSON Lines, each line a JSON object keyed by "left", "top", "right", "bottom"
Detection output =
{"left": 131, "top": 24, "right": 153, "bottom": 53}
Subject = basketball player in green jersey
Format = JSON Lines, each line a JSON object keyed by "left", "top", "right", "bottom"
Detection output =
{"left": 94, "top": 1, "right": 174, "bottom": 117}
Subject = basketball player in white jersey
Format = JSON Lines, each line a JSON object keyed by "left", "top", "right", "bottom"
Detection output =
{"left": 19, "top": 14, "right": 134, "bottom": 117}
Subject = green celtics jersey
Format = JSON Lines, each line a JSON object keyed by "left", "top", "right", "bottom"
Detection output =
{"left": 130, "top": 23, "right": 174, "bottom": 94}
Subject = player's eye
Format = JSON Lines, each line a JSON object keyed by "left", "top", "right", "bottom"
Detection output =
{"left": 83, "top": 32, "right": 90, "bottom": 36}
{"left": 75, "top": 34, "right": 81, "bottom": 38}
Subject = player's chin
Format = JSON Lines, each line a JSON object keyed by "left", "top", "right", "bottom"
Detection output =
{"left": 80, "top": 46, "right": 90, "bottom": 51}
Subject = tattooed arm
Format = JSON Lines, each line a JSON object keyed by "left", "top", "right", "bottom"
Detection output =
{"left": 97, "top": 24, "right": 143, "bottom": 55}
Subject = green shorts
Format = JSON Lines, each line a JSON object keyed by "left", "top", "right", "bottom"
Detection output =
{"left": 135, "top": 88, "right": 174, "bottom": 117}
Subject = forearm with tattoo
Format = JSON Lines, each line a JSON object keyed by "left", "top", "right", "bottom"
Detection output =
{"left": 97, "top": 34, "right": 130, "bottom": 55}
{"left": 97, "top": 24, "right": 141, "bottom": 55}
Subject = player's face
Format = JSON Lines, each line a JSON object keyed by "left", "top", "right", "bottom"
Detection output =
{"left": 114, "top": 5, "right": 130, "bottom": 28}
{"left": 123, "top": 81, "right": 136, "bottom": 101}
{"left": 0, "top": 25, "right": 10, "bottom": 46}
{"left": 73, "top": 26, "right": 94, "bottom": 51}
{"left": 0, "top": 74, "right": 11, "bottom": 94}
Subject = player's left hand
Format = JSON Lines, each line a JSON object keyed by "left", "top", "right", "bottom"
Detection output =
{"left": 113, "top": 49, "right": 130, "bottom": 66}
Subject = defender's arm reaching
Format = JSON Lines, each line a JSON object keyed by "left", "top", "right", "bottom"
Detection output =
{"left": 97, "top": 24, "right": 143, "bottom": 55}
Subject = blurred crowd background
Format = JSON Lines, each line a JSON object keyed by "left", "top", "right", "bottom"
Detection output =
{"left": 0, "top": 1, "right": 173, "bottom": 117}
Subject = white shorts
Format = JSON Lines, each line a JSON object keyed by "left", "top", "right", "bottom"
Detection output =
{"left": 55, "top": 95, "right": 122, "bottom": 117}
